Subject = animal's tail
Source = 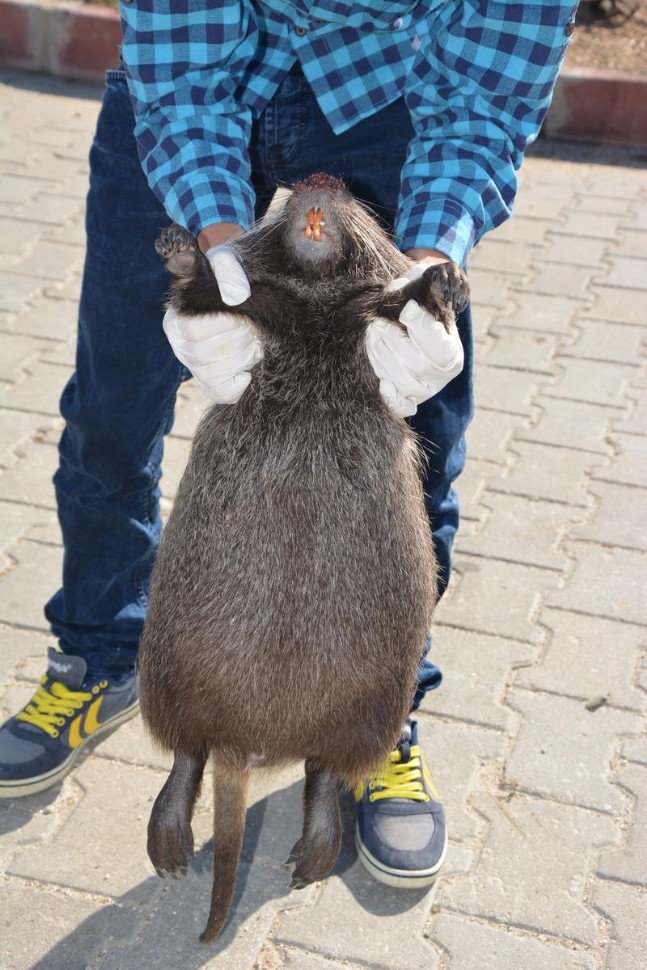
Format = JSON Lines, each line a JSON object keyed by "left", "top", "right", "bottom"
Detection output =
{"left": 200, "top": 762, "right": 250, "bottom": 945}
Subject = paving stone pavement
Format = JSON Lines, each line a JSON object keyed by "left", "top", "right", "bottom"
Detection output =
{"left": 0, "top": 71, "right": 646, "bottom": 970}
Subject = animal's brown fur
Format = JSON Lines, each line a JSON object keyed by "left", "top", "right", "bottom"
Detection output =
{"left": 139, "top": 176, "right": 468, "bottom": 943}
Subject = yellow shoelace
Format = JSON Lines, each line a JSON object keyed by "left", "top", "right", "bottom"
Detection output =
{"left": 366, "top": 745, "right": 430, "bottom": 803}
{"left": 16, "top": 676, "right": 98, "bottom": 739}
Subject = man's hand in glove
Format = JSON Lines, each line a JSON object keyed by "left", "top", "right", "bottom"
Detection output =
{"left": 365, "top": 251, "right": 466, "bottom": 419}
{"left": 163, "top": 223, "right": 263, "bottom": 404}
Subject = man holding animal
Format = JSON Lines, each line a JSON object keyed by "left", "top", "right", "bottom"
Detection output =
{"left": 0, "top": 0, "right": 576, "bottom": 890}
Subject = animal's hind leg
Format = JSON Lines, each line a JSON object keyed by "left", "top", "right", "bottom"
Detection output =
{"left": 148, "top": 749, "right": 207, "bottom": 878}
{"left": 286, "top": 759, "right": 342, "bottom": 890}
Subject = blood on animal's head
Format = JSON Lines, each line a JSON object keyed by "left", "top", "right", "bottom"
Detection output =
{"left": 293, "top": 173, "right": 345, "bottom": 195}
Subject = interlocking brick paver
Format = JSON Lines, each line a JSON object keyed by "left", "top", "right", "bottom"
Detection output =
{"left": 502, "top": 293, "right": 585, "bottom": 334}
{"left": 416, "top": 715, "right": 505, "bottom": 843}
{"left": 279, "top": 949, "right": 367, "bottom": 970}
{"left": 0, "top": 625, "right": 51, "bottom": 684}
{"left": 0, "top": 880, "right": 141, "bottom": 970}
{"left": 276, "top": 867, "right": 440, "bottom": 970}
{"left": 0, "top": 216, "right": 44, "bottom": 256}
{"left": 536, "top": 233, "right": 616, "bottom": 269}
{"left": 469, "top": 239, "right": 536, "bottom": 276}
{"left": 0, "top": 497, "right": 54, "bottom": 554}
{"left": 9, "top": 191, "right": 84, "bottom": 227}
{"left": 596, "top": 763, "right": 647, "bottom": 886}
{"left": 473, "top": 364, "right": 538, "bottom": 416}
{"left": 482, "top": 325, "right": 557, "bottom": 373}
{"left": 490, "top": 215, "right": 554, "bottom": 246}
{"left": 97, "top": 863, "right": 315, "bottom": 970}
{"left": 429, "top": 913, "right": 597, "bottom": 970}
{"left": 559, "top": 211, "right": 627, "bottom": 240}
{"left": 616, "top": 228, "right": 647, "bottom": 259}
{"left": 435, "top": 791, "right": 615, "bottom": 944}
{"left": 599, "top": 256, "right": 647, "bottom": 291}
{"left": 437, "top": 555, "right": 555, "bottom": 642}
{"left": 523, "top": 263, "right": 596, "bottom": 299}
{"left": 1, "top": 359, "right": 72, "bottom": 416}
{"left": 573, "top": 196, "right": 634, "bottom": 216}
{"left": 545, "top": 543, "right": 647, "bottom": 627}
{"left": 517, "top": 609, "right": 647, "bottom": 713}
{"left": 0, "top": 438, "right": 59, "bottom": 508}
{"left": 453, "top": 456, "right": 502, "bottom": 522}
{"left": 0, "top": 296, "right": 79, "bottom": 340}
{"left": 464, "top": 408, "right": 528, "bottom": 464}
{"left": 468, "top": 267, "right": 514, "bottom": 308}
{"left": 0, "top": 332, "right": 52, "bottom": 382}
{"left": 519, "top": 396, "right": 619, "bottom": 454}
{"left": 0, "top": 409, "right": 47, "bottom": 466}
{"left": 0, "top": 539, "right": 62, "bottom": 631}
{"left": 429, "top": 629, "right": 537, "bottom": 731}
{"left": 9, "top": 759, "right": 167, "bottom": 901}
{"left": 489, "top": 440, "right": 596, "bottom": 507}
{"left": 591, "top": 881, "right": 647, "bottom": 970}
{"left": 620, "top": 734, "right": 647, "bottom": 767}
{"left": 457, "top": 491, "right": 574, "bottom": 571}
{"left": 615, "top": 382, "right": 647, "bottom": 435}
{"left": 581, "top": 287, "right": 646, "bottom": 326}
{"left": 7, "top": 240, "right": 83, "bottom": 281}
{"left": 560, "top": 319, "right": 645, "bottom": 366}
{"left": 592, "top": 432, "right": 647, "bottom": 489}
{"left": 504, "top": 688, "right": 639, "bottom": 813}
{"left": 574, "top": 481, "right": 647, "bottom": 552}
{"left": 543, "top": 358, "right": 628, "bottom": 407}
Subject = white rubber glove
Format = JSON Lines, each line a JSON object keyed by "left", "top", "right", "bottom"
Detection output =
{"left": 163, "top": 244, "right": 263, "bottom": 404}
{"left": 366, "top": 268, "right": 464, "bottom": 418}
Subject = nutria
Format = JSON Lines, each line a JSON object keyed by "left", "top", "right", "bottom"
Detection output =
{"left": 139, "top": 174, "right": 468, "bottom": 944}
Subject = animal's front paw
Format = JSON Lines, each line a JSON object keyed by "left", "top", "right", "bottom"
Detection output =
{"left": 155, "top": 224, "right": 199, "bottom": 278}
{"left": 417, "top": 262, "right": 470, "bottom": 324}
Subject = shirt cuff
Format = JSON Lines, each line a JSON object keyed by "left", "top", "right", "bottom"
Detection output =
{"left": 395, "top": 199, "right": 477, "bottom": 268}
{"left": 155, "top": 170, "right": 255, "bottom": 237}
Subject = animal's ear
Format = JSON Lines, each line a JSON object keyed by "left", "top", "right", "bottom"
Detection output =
{"left": 155, "top": 225, "right": 200, "bottom": 278}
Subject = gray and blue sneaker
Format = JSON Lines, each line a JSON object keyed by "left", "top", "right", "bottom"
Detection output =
{"left": 0, "top": 647, "right": 138, "bottom": 798}
{"left": 355, "top": 718, "right": 447, "bottom": 888}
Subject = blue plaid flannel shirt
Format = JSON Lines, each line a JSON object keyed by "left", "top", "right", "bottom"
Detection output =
{"left": 120, "top": 1, "right": 577, "bottom": 266}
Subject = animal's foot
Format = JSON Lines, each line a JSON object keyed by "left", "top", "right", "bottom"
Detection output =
{"left": 417, "top": 262, "right": 470, "bottom": 326}
{"left": 148, "top": 809, "right": 195, "bottom": 878}
{"left": 155, "top": 224, "right": 199, "bottom": 278}
{"left": 286, "top": 828, "right": 341, "bottom": 890}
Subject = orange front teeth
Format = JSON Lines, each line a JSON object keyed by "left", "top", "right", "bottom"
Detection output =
{"left": 304, "top": 207, "right": 325, "bottom": 242}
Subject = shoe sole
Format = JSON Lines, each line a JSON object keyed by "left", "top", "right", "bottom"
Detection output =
{"left": 0, "top": 701, "right": 140, "bottom": 799}
{"left": 355, "top": 827, "right": 448, "bottom": 889}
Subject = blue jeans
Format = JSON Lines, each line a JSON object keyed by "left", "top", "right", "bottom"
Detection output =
{"left": 45, "top": 65, "right": 473, "bottom": 703}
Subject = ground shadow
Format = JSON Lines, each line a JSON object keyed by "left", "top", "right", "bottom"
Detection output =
{"left": 1, "top": 69, "right": 103, "bottom": 103}
{"left": 21, "top": 778, "right": 429, "bottom": 968}
{"left": 530, "top": 135, "right": 647, "bottom": 170}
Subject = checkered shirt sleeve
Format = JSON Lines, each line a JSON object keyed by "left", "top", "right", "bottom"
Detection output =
{"left": 396, "top": 1, "right": 577, "bottom": 265}
{"left": 119, "top": 1, "right": 576, "bottom": 260}
{"left": 119, "top": 0, "right": 260, "bottom": 235}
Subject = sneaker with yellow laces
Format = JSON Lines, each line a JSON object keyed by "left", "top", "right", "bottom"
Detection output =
{"left": 355, "top": 717, "right": 447, "bottom": 888}
{"left": 0, "top": 647, "right": 138, "bottom": 798}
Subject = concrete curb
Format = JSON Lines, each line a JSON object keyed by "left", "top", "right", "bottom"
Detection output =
{"left": 0, "top": 0, "right": 120, "bottom": 83}
{"left": 1, "top": 0, "right": 646, "bottom": 148}
{"left": 545, "top": 67, "right": 647, "bottom": 149}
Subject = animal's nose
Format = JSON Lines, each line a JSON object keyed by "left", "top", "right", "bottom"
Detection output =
{"left": 304, "top": 207, "right": 325, "bottom": 242}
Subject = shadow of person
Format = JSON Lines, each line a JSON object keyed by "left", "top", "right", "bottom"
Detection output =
{"left": 23, "top": 776, "right": 430, "bottom": 969}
